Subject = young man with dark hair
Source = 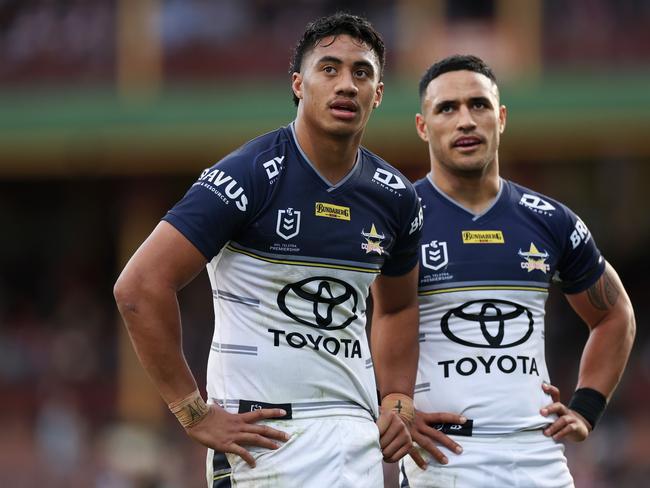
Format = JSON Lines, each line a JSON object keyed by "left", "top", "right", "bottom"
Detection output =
{"left": 114, "top": 13, "right": 422, "bottom": 487}
{"left": 401, "top": 54, "right": 635, "bottom": 487}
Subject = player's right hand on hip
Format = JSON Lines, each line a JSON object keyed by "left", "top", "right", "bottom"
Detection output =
{"left": 185, "top": 404, "right": 290, "bottom": 468}
{"left": 408, "top": 410, "right": 466, "bottom": 469}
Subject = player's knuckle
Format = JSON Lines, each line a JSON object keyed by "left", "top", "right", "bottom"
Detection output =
{"left": 419, "top": 437, "right": 433, "bottom": 448}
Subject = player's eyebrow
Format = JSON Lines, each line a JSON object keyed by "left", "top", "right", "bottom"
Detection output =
{"left": 316, "top": 56, "right": 376, "bottom": 76}
{"left": 317, "top": 55, "right": 343, "bottom": 66}
{"left": 433, "top": 99, "right": 458, "bottom": 112}
{"left": 470, "top": 96, "right": 493, "bottom": 108}
{"left": 352, "top": 60, "right": 375, "bottom": 74}
{"left": 433, "top": 96, "right": 493, "bottom": 112}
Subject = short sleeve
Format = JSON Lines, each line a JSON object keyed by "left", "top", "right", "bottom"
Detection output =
{"left": 555, "top": 209, "right": 606, "bottom": 294}
{"left": 162, "top": 156, "right": 257, "bottom": 260}
{"left": 381, "top": 193, "right": 423, "bottom": 276}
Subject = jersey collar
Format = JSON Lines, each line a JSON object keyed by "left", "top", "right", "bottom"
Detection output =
{"left": 426, "top": 173, "right": 506, "bottom": 221}
{"left": 289, "top": 121, "right": 362, "bottom": 192}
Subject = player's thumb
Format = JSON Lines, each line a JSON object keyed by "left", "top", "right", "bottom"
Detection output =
{"left": 375, "top": 407, "right": 393, "bottom": 435}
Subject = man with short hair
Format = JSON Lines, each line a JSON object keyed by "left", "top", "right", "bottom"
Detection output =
{"left": 401, "top": 54, "right": 635, "bottom": 487}
{"left": 114, "top": 13, "right": 422, "bottom": 487}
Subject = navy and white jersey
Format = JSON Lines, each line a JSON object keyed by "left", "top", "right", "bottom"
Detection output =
{"left": 414, "top": 175, "right": 605, "bottom": 435}
{"left": 163, "top": 123, "right": 422, "bottom": 421}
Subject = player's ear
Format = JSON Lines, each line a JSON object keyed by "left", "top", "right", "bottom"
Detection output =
{"left": 373, "top": 81, "right": 384, "bottom": 109}
{"left": 499, "top": 105, "right": 507, "bottom": 134}
{"left": 415, "top": 113, "right": 429, "bottom": 142}
{"left": 291, "top": 72, "right": 303, "bottom": 102}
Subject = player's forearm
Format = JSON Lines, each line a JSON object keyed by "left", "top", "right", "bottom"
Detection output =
{"left": 577, "top": 304, "right": 635, "bottom": 398}
{"left": 114, "top": 277, "right": 198, "bottom": 404}
{"left": 371, "top": 305, "right": 419, "bottom": 398}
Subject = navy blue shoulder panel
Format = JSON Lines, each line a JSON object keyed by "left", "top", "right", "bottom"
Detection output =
{"left": 163, "top": 127, "right": 290, "bottom": 260}
{"left": 163, "top": 126, "right": 422, "bottom": 276}
{"left": 361, "top": 148, "right": 422, "bottom": 276}
{"left": 415, "top": 178, "right": 604, "bottom": 293}
{"left": 507, "top": 181, "right": 605, "bottom": 293}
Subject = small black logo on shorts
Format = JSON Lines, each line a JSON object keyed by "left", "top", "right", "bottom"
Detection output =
{"left": 238, "top": 400, "right": 292, "bottom": 419}
{"left": 433, "top": 420, "right": 474, "bottom": 437}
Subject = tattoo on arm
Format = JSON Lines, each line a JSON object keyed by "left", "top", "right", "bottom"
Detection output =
{"left": 586, "top": 269, "right": 620, "bottom": 310}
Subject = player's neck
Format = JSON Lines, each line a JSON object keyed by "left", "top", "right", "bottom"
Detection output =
{"left": 293, "top": 118, "right": 362, "bottom": 185}
{"left": 431, "top": 161, "right": 501, "bottom": 215}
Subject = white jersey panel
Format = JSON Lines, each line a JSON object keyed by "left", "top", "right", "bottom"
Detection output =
{"left": 206, "top": 245, "right": 379, "bottom": 420}
{"left": 416, "top": 288, "right": 552, "bottom": 434}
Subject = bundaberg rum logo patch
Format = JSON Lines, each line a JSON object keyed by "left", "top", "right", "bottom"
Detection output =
{"left": 315, "top": 202, "right": 351, "bottom": 221}
{"left": 462, "top": 230, "right": 505, "bottom": 244}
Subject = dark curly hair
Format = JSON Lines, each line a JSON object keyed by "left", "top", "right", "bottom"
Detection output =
{"left": 419, "top": 54, "right": 497, "bottom": 100}
{"left": 289, "top": 12, "right": 385, "bottom": 106}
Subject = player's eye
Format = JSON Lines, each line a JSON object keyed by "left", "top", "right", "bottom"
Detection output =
{"left": 354, "top": 69, "right": 369, "bottom": 79}
{"left": 323, "top": 66, "right": 336, "bottom": 74}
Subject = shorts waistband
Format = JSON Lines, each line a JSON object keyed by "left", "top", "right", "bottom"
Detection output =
{"left": 448, "top": 428, "right": 549, "bottom": 442}
{"left": 210, "top": 397, "right": 376, "bottom": 421}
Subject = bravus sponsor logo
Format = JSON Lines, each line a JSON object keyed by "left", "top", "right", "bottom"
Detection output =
{"left": 196, "top": 167, "right": 248, "bottom": 211}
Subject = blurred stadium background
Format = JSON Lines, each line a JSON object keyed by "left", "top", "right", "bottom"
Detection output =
{"left": 1, "top": 1, "right": 649, "bottom": 486}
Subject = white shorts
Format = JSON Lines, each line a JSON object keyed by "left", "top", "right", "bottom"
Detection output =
{"left": 206, "top": 416, "right": 383, "bottom": 488}
{"left": 401, "top": 430, "right": 574, "bottom": 488}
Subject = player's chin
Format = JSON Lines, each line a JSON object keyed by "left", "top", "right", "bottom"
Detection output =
{"left": 326, "top": 121, "right": 363, "bottom": 138}
{"left": 452, "top": 156, "right": 489, "bottom": 173}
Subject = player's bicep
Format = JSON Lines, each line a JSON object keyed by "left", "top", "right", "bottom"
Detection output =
{"left": 119, "top": 221, "right": 208, "bottom": 295}
{"left": 371, "top": 264, "right": 419, "bottom": 316}
{"left": 565, "top": 261, "right": 628, "bottom": 329}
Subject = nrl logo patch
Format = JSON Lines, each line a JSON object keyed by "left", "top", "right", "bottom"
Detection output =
{"left": 421, "top": 240, "right": 449, "bottom": 270}
{"left": 276, "top": 208, "right": 301, "bottom": 240}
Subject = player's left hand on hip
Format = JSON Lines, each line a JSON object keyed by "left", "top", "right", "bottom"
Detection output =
{"left": 540, "top": 382, "right": 590, "bottom": 442}
{"left": 408, "top": 410, "right": 465, "bottom": 468}
{"left": 376, "top": 408, "right": 413, "bottom": 463}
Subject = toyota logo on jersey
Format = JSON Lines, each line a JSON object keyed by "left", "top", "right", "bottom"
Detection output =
{"left": 441, "top": 299, "right": 534, "bottom": 348}
{"left": 277, "top": 277, "right": 358, "bottom": 330}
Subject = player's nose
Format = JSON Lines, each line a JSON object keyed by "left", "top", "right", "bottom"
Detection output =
{"left": 456, "top": 105, "right": 477, "bottom": 131}
{"left": 335, "top": 69, "right": 359, "bottom": 97}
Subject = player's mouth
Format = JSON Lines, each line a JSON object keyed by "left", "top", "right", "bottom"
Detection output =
{"left": 452, "top": 136, "right": 483, "bottom": 152}
{"left": 329, "top": 99, "right": 359, "bottom": 120}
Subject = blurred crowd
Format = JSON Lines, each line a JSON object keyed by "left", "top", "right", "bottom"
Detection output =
{"left": 1, "top": 0, "right": 650, "bottom": 85}
{"left": 1, "top": 1, "right": 649, "bottom": 487}
{"left": 0, "top": 179, "right": 209, "bottom": 487}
